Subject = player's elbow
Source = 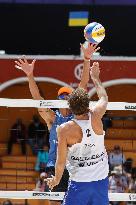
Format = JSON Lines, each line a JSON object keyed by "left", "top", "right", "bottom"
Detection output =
{"left": 101, "top": 95, "right": 108, "bottom": 104}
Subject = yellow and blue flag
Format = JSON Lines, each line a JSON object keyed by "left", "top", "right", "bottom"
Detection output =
{"left": 68, "top": 11, "right": 89, "bottom": 27}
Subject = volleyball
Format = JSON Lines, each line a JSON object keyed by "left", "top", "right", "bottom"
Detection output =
{"left": 84, "top": 22, "right": 105, "bottom": 44}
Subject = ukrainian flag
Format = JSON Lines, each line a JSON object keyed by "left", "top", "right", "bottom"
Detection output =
{"left": 68, "top": 11, "right": 89, "bottom": 27}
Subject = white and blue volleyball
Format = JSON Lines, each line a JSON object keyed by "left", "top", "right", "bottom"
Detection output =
{"left": 84, "top": 22, "right": 105, "bottom": 44}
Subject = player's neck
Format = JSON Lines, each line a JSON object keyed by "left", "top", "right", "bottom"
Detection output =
{"left": 75, "top": 113, "right": 89, "bottom": 120}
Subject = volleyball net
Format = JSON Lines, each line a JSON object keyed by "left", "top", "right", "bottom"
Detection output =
{"left": 0, "top": 191, "right": 135, "bottom": 201}
{"left": 0, "top": 98, "right": 136, "bottom": 110}
{"left": 0, "top": 99, "right": 136, "bottom": 203}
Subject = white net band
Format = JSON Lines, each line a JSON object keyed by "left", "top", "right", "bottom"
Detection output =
{"left": 0, "top": 98, "right": 136, "bottom": 110}
{"left": 0, "top": 191, "right": 135, "bottom": 201}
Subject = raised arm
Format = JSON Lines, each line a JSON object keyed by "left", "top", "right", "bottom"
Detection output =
{"left": 90, "top": 62, "right": 108, "bottom": 118}
{"left": 15, "top": 56, "right": 55, "bottom": 128}
{"left": 79, "top": 43, "right": 100, "bottom": 89}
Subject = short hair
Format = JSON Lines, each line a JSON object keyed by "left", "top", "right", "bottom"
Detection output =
{"left": 68, "top": 88, "right": 90, "bottom": 115}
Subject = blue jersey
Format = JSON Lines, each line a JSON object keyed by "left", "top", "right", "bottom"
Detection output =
{"left": 47, "top": 110, "right": 73, "bottom": 167}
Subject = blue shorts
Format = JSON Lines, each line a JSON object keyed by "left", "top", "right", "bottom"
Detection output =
{"left": 62, "top": 177, "right": 109, "bottom": 205}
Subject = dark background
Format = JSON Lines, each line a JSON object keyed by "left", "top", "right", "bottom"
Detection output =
{"left": 0, "top": 0, "right": 136, "bottom": 5}
{"left": 0, "top": 2, "right": 135, "bottom": 56}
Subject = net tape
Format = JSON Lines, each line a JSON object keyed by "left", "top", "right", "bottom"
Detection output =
{"left": 0, "top": 191, "right": 136, "bottom": 201}
{"left": 0, "top": 98, "right": 136, "bottom": 110}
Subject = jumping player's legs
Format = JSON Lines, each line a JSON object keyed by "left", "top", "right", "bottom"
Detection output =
{"left": 62, "top": 178, "right": 109, "bottom": 205}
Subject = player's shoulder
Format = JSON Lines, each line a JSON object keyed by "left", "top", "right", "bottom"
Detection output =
{"left": 58, "top": 120, "right": 75, "bottom": 132}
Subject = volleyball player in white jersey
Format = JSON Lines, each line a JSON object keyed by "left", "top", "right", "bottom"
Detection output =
{"left": 47, "top": 62, "right": 109, "bottom": 205}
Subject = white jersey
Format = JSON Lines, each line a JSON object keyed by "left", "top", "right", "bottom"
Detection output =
{"left": 66, "top": 114, "right": 109, "bottom": 182}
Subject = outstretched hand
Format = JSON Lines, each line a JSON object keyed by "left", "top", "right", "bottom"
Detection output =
{"left": 90, "top": 62, "right": 100, "bottom": 79}
{"left": 45, "top": 176, "right": 59, "bottom": 190}
{"left": 80, "top": 43, "right": 100, "bottom": 60}
{"left": 15, "top": 55, "right": 36, "bottom": 77}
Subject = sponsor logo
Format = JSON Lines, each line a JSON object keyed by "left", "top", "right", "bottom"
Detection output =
{"left": 39, "top": 101, "right": 54, "bottom": 108}
{"left": 32, "top": 192, "right": 60, "bottom": 197}
{"left": 71, "top": 152, "right": 105, "bottom": 161}
{"left": 125, "top": 105, "right": 136, "bottom": 110}
{"left": 129, "top": 194, "right": 136, "bottom": 201}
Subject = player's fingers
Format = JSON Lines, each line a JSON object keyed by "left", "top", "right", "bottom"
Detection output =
{"left": 95, "top": 47, "right": 100, "bottom": 52}
{"left": 80, "top": 43, "right": 84, "bottom": 50}
{"left": 15, "top": 61, "right": 22, "bottom": 67}
{"left": 15, "top": 65, "right": 22, "bottom": 70}
{"left": 32, "top": 59, "right": 36, "bottom": 66}
{"left": 18, "top": 58, "right": 25, "bottom": 64}
{"left": 22, "top": 55, "right": 28, "bottom": 63}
